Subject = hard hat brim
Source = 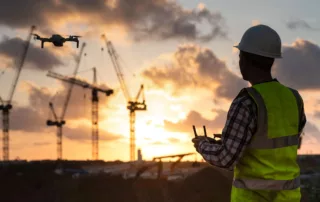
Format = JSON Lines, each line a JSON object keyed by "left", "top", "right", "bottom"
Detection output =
{"left": 233, "top": 45, "right": 282, "bottom": 58}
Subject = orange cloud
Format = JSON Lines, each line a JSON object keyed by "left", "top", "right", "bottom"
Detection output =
{"left": 164, "top": 110, "right": 227, "bottom": 137}
{"left": 141, "top": 44, "right": 248, "bottom": 99}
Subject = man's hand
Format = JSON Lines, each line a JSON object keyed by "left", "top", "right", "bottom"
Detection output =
{"left": 192, "top": 136, "right": 222, "bottom": 152}
{"left": 192, "top": 136, "right": 208, "bottom": 152}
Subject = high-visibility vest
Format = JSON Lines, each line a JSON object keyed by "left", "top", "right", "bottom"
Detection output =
{"left": 231, "top": 81, "right": 303, "bottom": 202}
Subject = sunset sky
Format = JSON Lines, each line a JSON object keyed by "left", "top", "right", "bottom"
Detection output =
{"left": 0, "top": 0, "right": 320, "bottom": 161}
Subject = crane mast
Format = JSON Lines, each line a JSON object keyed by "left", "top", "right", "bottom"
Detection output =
{"left": 47, "top": 68, "right": 113, "bottom": 160}
{"left": 47, "top": 42, "right": 86, "bottom": 160}
{"left": 101, "top": 35, "right": 147, "bottom": 161}
{"left": 0, "top": 25, "right": 36, "bottom": 161}
{"left": 92, "top": 67, "right": 99, "bottom": 160}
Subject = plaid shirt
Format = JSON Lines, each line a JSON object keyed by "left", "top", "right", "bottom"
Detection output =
{"left": 197, "top": 82, "right": 306, "bottom": 171}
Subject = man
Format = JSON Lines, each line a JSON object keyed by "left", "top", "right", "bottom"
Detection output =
{"left": 192, "top": 24, "right": 306, "bottom": 202}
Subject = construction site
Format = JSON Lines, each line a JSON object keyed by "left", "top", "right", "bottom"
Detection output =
{"left": 0, "top": 156, "right": 319, "bottom": 202}
{"left": 0, "top": 25, "right": 319, "bottom": 202}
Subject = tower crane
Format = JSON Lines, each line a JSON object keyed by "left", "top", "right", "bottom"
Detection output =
{"left": 46, "top": 42, "right": 86, "bottom": 160}
{"left": 101, "top": 35, "right": 147, "bottom": 162}
{"left": 0, "top": 25, "right": 36, "bottom": 161}
{"left": 47, "top": 68, "right": 114, "bottom": 160}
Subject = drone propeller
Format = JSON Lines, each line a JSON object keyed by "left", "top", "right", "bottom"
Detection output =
{"left": 69, "top": 35, "right": 82, "bottom": 38}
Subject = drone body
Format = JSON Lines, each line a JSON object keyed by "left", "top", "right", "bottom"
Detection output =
{"left": 33, "top": 34, "right": 81, "bottom": 48}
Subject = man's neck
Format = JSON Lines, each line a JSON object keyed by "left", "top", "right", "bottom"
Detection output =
{"left": 249, "top": 75, "right": 273, "bottom": 85}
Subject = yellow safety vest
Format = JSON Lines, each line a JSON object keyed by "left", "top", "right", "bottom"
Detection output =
{"left": 231, "top": 81, "right": 303, "bottom": 202}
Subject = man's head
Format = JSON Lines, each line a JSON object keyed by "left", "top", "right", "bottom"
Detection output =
{"left": 235, "top": 25, "right": 282, "bottom": 82}
{"left": 239, "top": 51, "right": 274, "bottom": 81}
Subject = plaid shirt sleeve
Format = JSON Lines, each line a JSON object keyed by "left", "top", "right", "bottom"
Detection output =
{"left": 197, "top": 90, "right": 257, "bottom": 171}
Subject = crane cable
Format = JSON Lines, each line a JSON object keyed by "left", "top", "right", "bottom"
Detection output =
{"left": 48, "top": 91, "right": 59, "bottom": 120}
{"left": 79, "top": 52, "right": 87, "bottom": 117}
{"left": 83, "top": 88, "right": 86, "bottom": 116}
{"left": 0, "top": 64, "right": 10, "bottom": 80}
{"left": 100, "top": 45, "right": 138, "bottom": 97}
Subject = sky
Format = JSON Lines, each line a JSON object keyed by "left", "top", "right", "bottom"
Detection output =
{"left": 0, "top": 0, "right": 320, "bottom": 161}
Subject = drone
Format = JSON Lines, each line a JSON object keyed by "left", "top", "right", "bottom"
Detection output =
{"left": 32, "top": 34, "right": 81, "bottom": 48}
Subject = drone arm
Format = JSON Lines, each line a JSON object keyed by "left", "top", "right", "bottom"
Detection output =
{"left": 33, "top": 34, "right": 41, "bottom": 40}
{"left": 33, "top": 34, "right": 50, "bottom": 41}
{"left": 64, "top": 37, "right": 79, "bottom": 48}
{"left": 38, "top": 38, "right": 50, "bottom": 48}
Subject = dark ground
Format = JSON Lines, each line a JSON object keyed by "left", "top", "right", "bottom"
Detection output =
{"left": 0, "top": 156, "right": 319, "bottom": 202}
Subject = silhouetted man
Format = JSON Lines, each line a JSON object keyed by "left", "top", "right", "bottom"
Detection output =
{"left": 193, "top": 25, "right": 306, "bottom": 202}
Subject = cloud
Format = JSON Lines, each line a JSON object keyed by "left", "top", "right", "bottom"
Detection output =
{"left": 286, "top": 19, "right": 319, "bottom": 31}
{"left": 168, "top": 137, "right": 180, "bottom": 143}
{"left": 64, "top": 125, "right": 123, "bottom": 142}
{"left": 150, "top": 141, "right": 167, "bottom": 145}
{"left": 0, "top": 36, "right": 63, "bottom": 70}
{"left": 314, "top": 111, "right": 320, "bottom": 119}
{"left": 149, "top": 137, "right": 182, "bottom": 145}
{"left": 144, "top": 39, "right": 320, "bottom": 92}
{"left": 302, "top": 122, "right": 320, "bottom": 144}
{"left": 9, "top": 107, "right": 47, "bottom": 132}
{"left": 142, "top": 44, "right": 247, "bottom": 99}
{"left": 0, "top": 1, "right": 227, "bottom": 42}
{"left": 273, "top": 39, "right": 320, "bottom": 90}
{"left": 0, "top": 84, "right": 52, "bottom": 132}
{"left": 164, "top": 110, "right": 227, "bottom": 136}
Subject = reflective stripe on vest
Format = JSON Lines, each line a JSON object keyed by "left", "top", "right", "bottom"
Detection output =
{"left": 233, "top": 176, "right": 300, "bottom": 190}
{"left": 233, "top": 86, "right": 303, "bottom": 191}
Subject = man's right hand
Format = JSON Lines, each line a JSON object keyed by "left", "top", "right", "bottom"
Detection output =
{"left": 206, "top": 137, "right": 222, "bottom": 144}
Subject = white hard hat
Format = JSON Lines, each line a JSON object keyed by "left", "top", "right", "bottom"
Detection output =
{"left": 234, "top": 25, "right": 282, "bottom": 58}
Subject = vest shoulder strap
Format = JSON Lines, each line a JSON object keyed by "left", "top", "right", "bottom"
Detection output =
{"left": 288, "top": 88, "right": 304, "bottom": 132}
